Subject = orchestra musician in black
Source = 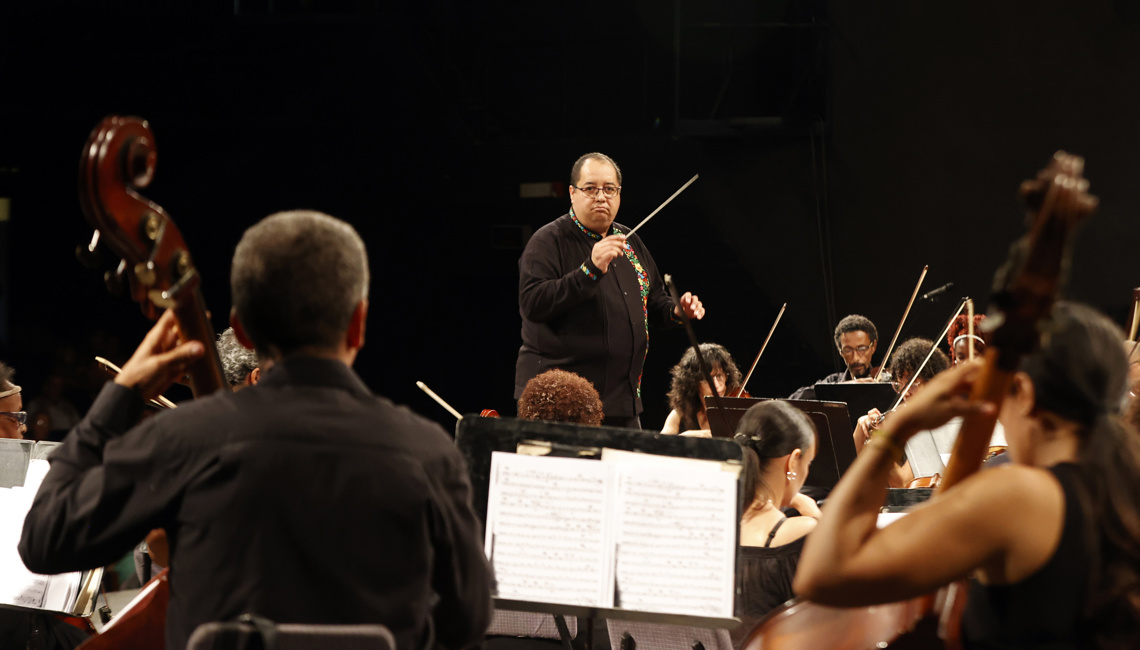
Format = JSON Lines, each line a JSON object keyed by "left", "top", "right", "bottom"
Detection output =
{"left": 789, "top": 314, "right": 884, "bottom": 401}
{"left": 20, "top": 211, "right": 493, "bottom": 650}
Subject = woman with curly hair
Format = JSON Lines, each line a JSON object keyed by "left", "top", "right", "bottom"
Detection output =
{"left": 947, "top": 313, "right": 989, "bottom": 365}
{"left": 661, "top": 343, "right": 742, "bottom": 436}
{"left": 517, "top": 369, "right": 604, "bottom": 426}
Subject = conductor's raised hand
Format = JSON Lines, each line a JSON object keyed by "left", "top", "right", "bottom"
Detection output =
{"left": 674, "top": 292, "right": 705, "bottom": 320}
{"left": 590, "top": 233, "right": 627, "bottom": 273}
{"left": 115, "top": 309, "right": 205, "bottom": 402}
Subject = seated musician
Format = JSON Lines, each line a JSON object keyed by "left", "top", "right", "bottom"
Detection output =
{"left": 19, "top": 211, "right": 494, "bottom": 650}
{"left": 517, "top": 368, "right": 604, "bottom": 425}
{"left": 0, "top": 362, "right": 26, "bottom": 440}
{"left": 732, "top": 401, "right": 821, "bottom": 649}
{"left": 795, "top": 303, "right": 1140, "bottom": 648}
{"left": 789, "top": 315, "right": 884, "bottom": 401}
{"left": 947, "top": 313, "right": 989, "bottom": 365}
{"left": 217, "top": 326, "right": 266, "bottom": 389}
{"left": 851, "top": 337, "right": 950, "bottom": 486}
{"left": 662, "top": 343, "right": 743, "bottom": 437}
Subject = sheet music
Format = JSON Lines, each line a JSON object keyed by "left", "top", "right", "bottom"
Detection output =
{"left": 0, "top": 459, "right": 83, "bottom": 612}
{"left": 485, "top": 452, "right": 614, "bottom": 607}
{"left": 611, "top": 464, "right": 737, "bottom": 618}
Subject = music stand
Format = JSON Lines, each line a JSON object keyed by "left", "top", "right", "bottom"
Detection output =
{"left": 813, "top": 382, "right": 897, "bottom": 423}
{"left": 705, "top": 397, "right": 855, "bottom": 491}
{"left": 455, "top": 416, "right": 745, "bottom": 649}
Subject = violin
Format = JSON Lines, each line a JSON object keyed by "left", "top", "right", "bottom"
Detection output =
{"left": 742, "top": 151, "right": 1096, "bottom": 650}
{"left": 76, "top": 116, "right": 229, "bottom": 650}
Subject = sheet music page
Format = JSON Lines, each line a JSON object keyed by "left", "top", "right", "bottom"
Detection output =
{"left": 600, "top": 447, "right": 742, "bottom": 478}
{"left": 611, "top": 463, "right": 737, "bottom": 618}
{"left": 484, "top": 452, "right": 613, "bottom": 607}
{"left": 0, "top": 459, "right": 83, "bottom": 612}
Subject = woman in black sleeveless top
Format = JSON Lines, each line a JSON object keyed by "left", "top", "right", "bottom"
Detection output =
{"left": 795, "top": 303, "right": 1140, "bottom": 648}
{"left": 731, "top": 401, "right": 821, "bottom": 648}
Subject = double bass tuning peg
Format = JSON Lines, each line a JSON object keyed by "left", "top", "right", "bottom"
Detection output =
{"left": 104, "top": 259, "right": 127, "bottom": 297}
{"left": 75, "top": 230, "right": 103, "bottom": 270}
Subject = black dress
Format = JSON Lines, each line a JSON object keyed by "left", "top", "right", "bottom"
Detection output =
{"left": 731, "top": 517, "right": 805, "bottom": 649}
{"left": 960, "top": 463, "right": 1094, "bottom": 649}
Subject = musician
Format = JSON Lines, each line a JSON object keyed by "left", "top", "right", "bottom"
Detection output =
{"left": 20, "top": 211, "right": 493, "bottom": 650}
{"left": 217, "top": 326, "right": 263, "bottom": 389}
{"left": 851, "top": 338, "right": 950, "bottom": 487}
{"left": 947, "top": 313, "right": 989, "bottom": 365}
{"left": 732, "top": 401, "right": 821, "bottom": 648}
{"left": 0, "top": 362, "right": 26, "bottom": 439}
{"left": 789, "top": 314, "right": 882, "bottom": 400}
{"left": 796, "top": 303, "right": 1140, "bottom": 648}
{"left": 517, "top": 368, "right": 605, "bottom": 425}
{"left": 661, "top": 343, "right": 743, "bottom": 436}
{"left": 515, "top": 152, "right": 705, "bottom": 429}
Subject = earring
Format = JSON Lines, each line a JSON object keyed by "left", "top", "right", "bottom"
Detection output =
{"left": 786, "top": 471, "right": 797, "bottom": 482}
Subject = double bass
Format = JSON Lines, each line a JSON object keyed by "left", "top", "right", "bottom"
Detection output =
{"left": 742, "top": 151, "right": 1096, "bottom": 650}
{"left": 76, "top": 116, "right": 229, "bottom": 649}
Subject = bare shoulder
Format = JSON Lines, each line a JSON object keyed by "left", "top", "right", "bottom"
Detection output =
{"left": 940, "top": 464, "right": 1062, "bottom": 509}
{"left": 661, "top": 410, "right": 681, "bottom": 434}
{"left": 774, "top": 515, "right": 817, "bottom": 546}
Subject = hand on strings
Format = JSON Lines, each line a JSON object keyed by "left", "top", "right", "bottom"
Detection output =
{"left": 590, "top": 233, "right": 627, "bottom": 273}
{"left": 674, "top": 291, "right": 705, "bottom": 320}
{"left": 884, "top": 361, "right": 995, "bottom": 442}
{"left": 853, "top": 408, "right": 883, "bottom": 452}
{"left": 115, "top": 309, "right": 205, "bottom": 403}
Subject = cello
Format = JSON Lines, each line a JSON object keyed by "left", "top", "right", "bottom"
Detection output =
{"left": 76, "top": 116, "right": 230, "bottom": 649}
{"left": 741, "top": 151, "right": 1097, "bottom": 650}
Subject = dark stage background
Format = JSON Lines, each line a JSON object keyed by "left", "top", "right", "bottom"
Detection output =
{"left": 1, "top": 1, "right": 1137, "bottom": 432}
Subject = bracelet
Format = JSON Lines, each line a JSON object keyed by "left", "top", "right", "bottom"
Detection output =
{"left": 868, "top": 429, "right": 906, "bottom": 463}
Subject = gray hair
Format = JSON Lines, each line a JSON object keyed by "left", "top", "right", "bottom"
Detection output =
{"left": 217, "top": 327, "right": 259, "bottom": 386}
{"left": 231, "top": 210, "right": 370, "bottom": 358}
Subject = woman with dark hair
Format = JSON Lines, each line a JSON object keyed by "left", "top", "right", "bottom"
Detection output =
{"left": 796, "top": 303, "right": 1140, "bottom": 648}
{"left": 732, "top": 401, "right": 821, "bottom": 648}
{"left": 662, "top": 343, "right": 743, "bottom": 436}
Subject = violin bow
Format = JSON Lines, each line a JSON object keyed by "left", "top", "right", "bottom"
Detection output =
{"left": 416, "top": 381, "right": 463, "bottom": 420}
{"left": 877, "top": 298, "right": 968, "bottom": 423}
{"left": 967, "top": 298, "right": 976, "bottom": 360}
{"left": 1128, "top": 287, "right": 1140, "bottom": 343}
{"left": 874, "top": 265, "right": 929, "bottom": 382}
{"left": 736, "top": 303, "right": 786, "bottom": 397}
{"left": 664, "top": 274, "right": 733, "bottom": 435}
{"left": 626, "top": 174, "right": 699, "bottom": 236}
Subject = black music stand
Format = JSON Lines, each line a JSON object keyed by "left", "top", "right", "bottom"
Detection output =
{"left": 455, "top": 416, "right": 745, "bottom": 649}
{"left": 704, "top": 397, "right": 855, "bottom": 491}
{"left": 813, "top": 382, "right": 897, "bottom": 423}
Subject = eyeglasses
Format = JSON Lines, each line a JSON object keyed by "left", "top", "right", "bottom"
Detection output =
{"left": 0, "top": 411, "right": 27, "bottom": 426}
{"left": 839, "top": 345, "right": 871, "bottom": 358}
{"left": 572, "top": 185, "right": 621, "bottom": 199}
{"left": 891, "top": 378, "right": 925, "bottom": 395}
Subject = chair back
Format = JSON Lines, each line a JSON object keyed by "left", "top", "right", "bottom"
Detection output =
{"left": 187, "top": 618, "right": 395, "bottom": 650}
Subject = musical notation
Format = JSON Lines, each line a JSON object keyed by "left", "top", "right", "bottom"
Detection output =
{"left": 483, "top": 451, "right": 737, "bottom": 618}
{"left": 0, "top": 459, "right": 83, "bottom": 612}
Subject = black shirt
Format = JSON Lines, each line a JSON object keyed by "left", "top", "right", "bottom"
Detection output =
{"left": 20, "top": 356, "right": 493, "bottom": 650}
{"left": 961, "top": 463, "right": 1094, "bottom": 649}
{"left": 731, "top": 538, "right": 806, "bottom": 649}
{"left": 515, "top": 214, "right": 678, "bottom": 418}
